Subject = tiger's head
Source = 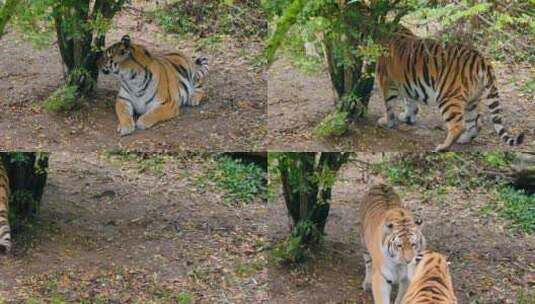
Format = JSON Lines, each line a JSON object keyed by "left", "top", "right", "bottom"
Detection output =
{"left": 98, "top": 35, "right": 135, "bottom": 75}
{"left": 408, "top": 250, "right": 450, "bottom": 280}
{"left": 382, "top": 208, "right": 425, "bottom": 264}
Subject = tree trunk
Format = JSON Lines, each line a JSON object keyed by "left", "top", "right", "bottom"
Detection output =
{"left": 53, "top": 0, "right": 127, "bottom": 98}
{"left": 0, "top": 0, "right": 19, "bottom": 38}
{"left": 1, "top": 153, "right": 49, "bottom": 232}
{"left": 323, "top": 32, "right": 375, "bottom": 120}
{"left": 278, "top": 152, "right": 349, "bottom": 247}
{"left": 511, "top": 152, "right": 535, "bottom": 194}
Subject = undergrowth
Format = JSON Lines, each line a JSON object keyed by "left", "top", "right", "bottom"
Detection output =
{"left": 147, "top": 1, "right": 267, "bottom": 38}
{"left": 209, "top": 155, "right": 267, "bottom": 205}
{"left": 373, "top": 152, "right": 534, "bottom": 233}
{"left": 43, "top": 85, "right": 78, "bottom": 112}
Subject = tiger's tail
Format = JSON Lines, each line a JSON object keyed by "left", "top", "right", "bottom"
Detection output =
{"left": 194, "top": 57, "right": 209, "bottom": 83}
{"left": 485, "top": 83, "right": 524, "bottom": 146}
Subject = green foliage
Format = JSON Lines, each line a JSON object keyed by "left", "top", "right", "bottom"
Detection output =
{"left": 373, "top": 152, "right": 514, "bottom": 191}
{"left": 43, "top": 85, "right": 78, "bottom": 112}
{"left": 148, "top": 1, "right": 267, "bottom": 38}
{"left": 210, "top": 156, "right": 267, "bottom": 205}
{"left": 496, "top": 186, "right": 535, "bottom": 233}
{"left": 516, "top": 289, "right": 535, "bottom": 304}
{"left": 409, "top": 1, "right": 535, "bottom": 63}
{"left": 269, "top": 220, "right": 319, "bottom": 264}
{"left": 175, "top": 291, "right": 193, "bottom": 304}
{"left": 314, "top": 110, "right": 349, "bottom": 137}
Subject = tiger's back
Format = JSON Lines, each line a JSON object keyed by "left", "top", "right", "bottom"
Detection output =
{"left": 0, "top": 161, "right": 10, "bottom": 254}
{"left": 376, "top": 28, "right": 524, "bottom": 151}
{"left": 402, "top": 251, "right": 458, "bottom": 304}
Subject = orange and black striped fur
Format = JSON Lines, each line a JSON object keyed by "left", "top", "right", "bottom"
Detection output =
{"left": 402, "top": 251, "right": 458, "bottom": 304}
{"left": 360, "top": 184, "right": 426, "bottom": 304}
{"left": 376, "top": 28, "right": 524, "bottom": 151}
{"left": 0, "top": 161, "right": 10, "bottom": 254}
{"left": 98, "top": 35, "right": 209, "bottom": 136}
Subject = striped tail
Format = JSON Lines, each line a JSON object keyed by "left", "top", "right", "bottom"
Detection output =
{"left": 486, "top": 84, "right": 524, "bottom": 146}
{"left": 194, "top": 57, "right": 209, "bottom": 83}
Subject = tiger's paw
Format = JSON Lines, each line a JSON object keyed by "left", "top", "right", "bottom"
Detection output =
{"left": 433, "top": 144, "right": 450, "bottom": 152}
{"left": 378, "top": 116, "right": 396, "bottom": 128}
{"left": 135, "top": 120, "right": 151, "bottom": 130}
{"left": 117, "top": 124, "right": 135, "bottom": 136}
{"left": 399, "top": 111, "right": 416, "bottom": 125}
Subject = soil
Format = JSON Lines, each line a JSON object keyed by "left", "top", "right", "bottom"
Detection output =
{"left": 0, "top": 4, "right": 266, "bottom": 152}
{"left": 267, "top": 154, "right": 535, "bottom": 303}
{"left": 267, "top": 57, "right": 535, "bottom": 152}
{"left": 0, "top": 153, "right": 270, "bottom": 303}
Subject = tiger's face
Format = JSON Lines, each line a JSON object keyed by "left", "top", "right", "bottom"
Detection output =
{"left": 98, "top": 35, "right": 133, "bottom": 75}
{"left": 383, "top": 210, "right": 425, "bottom": 264}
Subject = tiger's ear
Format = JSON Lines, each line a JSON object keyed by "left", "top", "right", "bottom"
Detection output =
{"left": 121, "top": 35, "right": 131, "bottom": 47}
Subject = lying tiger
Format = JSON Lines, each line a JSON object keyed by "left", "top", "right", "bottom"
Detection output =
{"left": 376, "top": 27, "right": 524, "bottom": 151}
{"left": 98, "top": 35, "right": 209, "bottom": 136}
{"left": 402, "top": 250, "right": 458, "bottom": 304}
{"left": 360, "top": 184, "right": 426, "bottom": 304}
{"left": 0, "top": 160, "right": 10, "bottom": 254}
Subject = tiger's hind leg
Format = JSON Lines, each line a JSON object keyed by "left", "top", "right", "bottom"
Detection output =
{"left": 362, "top": 253, "right": 372, "bottom": 291}
{"left": 399, "top": 98, "right": 419, "bottom": 125}
{"left": 435, "top": 98, "right": 466, "bottom": 151}
{"left": 188, "top": 87, "right": 206, "bottom": 107}
{"left": 457, "top": 100, "right": 481, "bottom": 144}
{"left": 378, "top": 86, "right": 399, "bottom": 128}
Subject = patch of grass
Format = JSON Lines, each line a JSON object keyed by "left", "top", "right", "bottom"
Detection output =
{"left": 235, "top": 261, "right": 264, "bottom": 278}
{"left": 175, "top": 291, "right": 194, "bottom": 304}
{"left": 495, "top": 186, "right": 535, "bottom": 233}
{"left": 314, "top": 110, "right": 349, "bottom": 137}
{"left": 100, "top": 151, "right": 170, "bottom": 175}
{"left": 516, "top": 288, "right": 535, "bottom": 304}
{"left": 43, "top": 85, "right": 78, "bottom": 112}
{"left": 209, "top": 156, "right": 267, "bottom": 205}
{"left": 520, "top": 75, "right": 535, "bottom": 95}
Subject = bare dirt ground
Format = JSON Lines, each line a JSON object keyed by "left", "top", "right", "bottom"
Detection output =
{"left": 0, "top": 4, "right": 266, "bottom": 152}
{"left": 0, "top": 153, "right": 270, "bottom": 303}
{"left": 267, "top": 155, "right": 535, "bottom": 303}
{"left": 267, "top": 57, "right": 535, "bottom": 152}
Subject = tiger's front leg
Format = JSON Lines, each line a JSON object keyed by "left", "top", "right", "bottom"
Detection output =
{"left": 378, "top": 87, "right": 399, "bottom": 128}
{"left": 115, "top": 97, "right": 135, "bottom": 136}
{"left": 399, "top": 98, "right": 418, "bottom": 125}
{"left": 0, "top": 182, "right": 11, "bottom": 254}
{"left": 371, "top": 266, "right": 392, "bottom": 304}
{"left": 136, "top": 100, "right": 179, "bottom": 130}
{"left": 394, "top": 277, "right": 410, "bottom": 304}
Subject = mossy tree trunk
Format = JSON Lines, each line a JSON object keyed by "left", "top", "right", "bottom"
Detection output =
{"left": 277, "top": 153, "right": 349, "bottom": 248}
{"left": 1, "top": 153, "right": 49, "bottom": 232}
{"left": 0, "top": 0, "right": 20, "bottom": 38}
{"left": 323, "top": 33, "right": 375, "bottom": 119}
{"left": 52, "top": 0, "right": 127, "bottom": 98}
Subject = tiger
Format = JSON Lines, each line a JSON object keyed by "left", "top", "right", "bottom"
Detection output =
{"left": 98, "top": 35, "right": 209, "bottom": 136}
{"left": 360, "top": 184, "right": 426, "bottom": 304}
{"left": 0, "top": 160, "right": 11, "bottom": 254}
{"left": 376, "top": 26, "right": 524, "bottom": 151}
{"left": 401, "top": 250, "right": 458, "bottom": 304}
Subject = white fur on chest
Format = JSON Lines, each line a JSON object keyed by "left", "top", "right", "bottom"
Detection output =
{"left": 117, "top": 69, "right": 159, "bottom": 115}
